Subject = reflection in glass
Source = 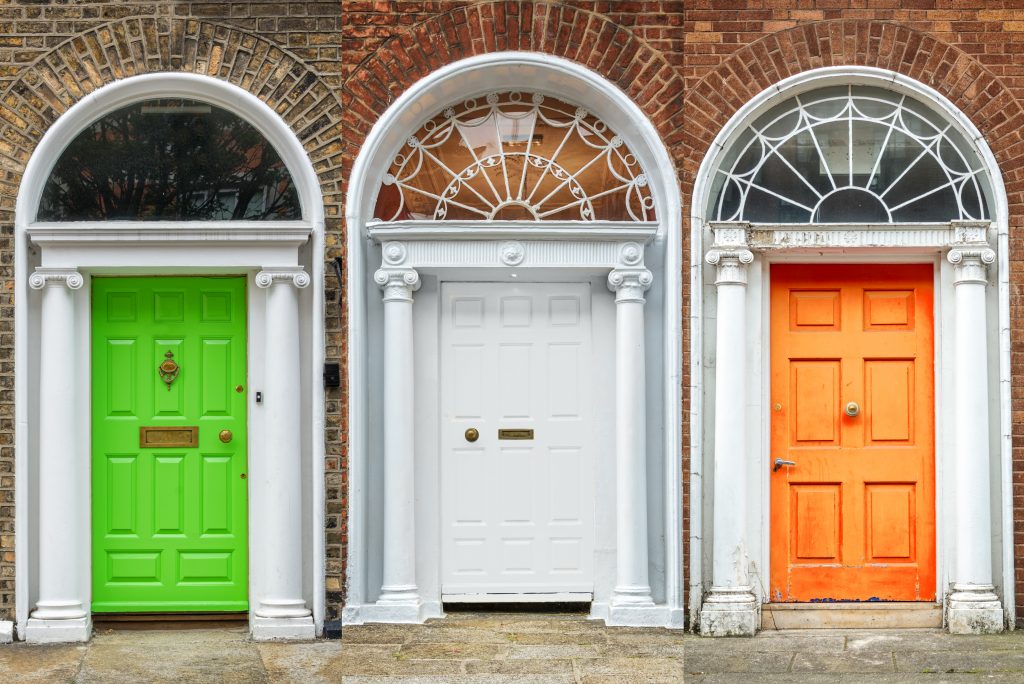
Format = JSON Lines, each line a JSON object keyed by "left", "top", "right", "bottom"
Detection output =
{"left": 708, "top": 86, "right": 991, "bottom": 223}
{"left": 373, "top": 92, "right": 655, "bottom": 222}
{"left": 38, "top": 99, "right": 300, "bottom": 221}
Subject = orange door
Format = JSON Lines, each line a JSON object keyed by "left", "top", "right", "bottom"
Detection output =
{"left": 769, "top": 264, "right": 935, "bottom": 602}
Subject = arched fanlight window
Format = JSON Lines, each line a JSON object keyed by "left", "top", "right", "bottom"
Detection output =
{"left": 373, "top": 91, "right": 655, "bottom": 222}
{"left": 709, "top": 85, "right": 992, "bottom": 223}
{"left": 38, "top": 98, "right": 300, "bottom": 221}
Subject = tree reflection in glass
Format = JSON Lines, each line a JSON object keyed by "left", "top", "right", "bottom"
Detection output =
{"left": 38, "top": 99, "right": 300, "bottom": 221}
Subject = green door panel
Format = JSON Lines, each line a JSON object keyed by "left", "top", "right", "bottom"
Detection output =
{"left": 92, "top": 277, "right": 248, "bottom": 613}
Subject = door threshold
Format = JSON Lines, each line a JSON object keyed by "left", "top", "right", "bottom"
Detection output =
{"left": 92, "top": 612, "right": 248, "bottom": 631}
{"left": 762, "top": 602, "right": 942, "bottom": 630}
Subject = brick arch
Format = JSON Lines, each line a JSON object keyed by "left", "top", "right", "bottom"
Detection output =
{"left": 682, "top": 19, "right": 1024, "bottom": 215}
{"left": 0, "top": 16, "right": 346, "bottom": 220}
{"left": 340, "top": 1, "right": 687, "bottom": 196}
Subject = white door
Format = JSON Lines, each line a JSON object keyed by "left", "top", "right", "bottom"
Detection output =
{"left": 440, "top": 282, "right": 595, "bottom": 599}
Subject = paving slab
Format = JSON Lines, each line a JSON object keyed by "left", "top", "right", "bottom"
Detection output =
{"left": 0, "top": 643, "right": 86, "bottom": 682}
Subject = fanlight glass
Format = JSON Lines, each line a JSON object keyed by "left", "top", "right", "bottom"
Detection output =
{"left": 709, "top": 85, "right": 991, "bottom": 223}
{"left": 373, "top": 91, "right": 655, "bottom": 222}
{"left": 38, "top": 99, "right": 300, "bottom": 221}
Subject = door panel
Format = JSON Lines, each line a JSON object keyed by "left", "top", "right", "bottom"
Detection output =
{"left": 92, "top": 277, "right": 248, "bottom": 613}
{"left": 770, "top": 264, "right": 935, "bottom": 602}
{"left": 441, "top": 283, "right": 595, "bottom": 596}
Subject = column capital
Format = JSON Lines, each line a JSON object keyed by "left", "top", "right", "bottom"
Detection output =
{"left": 374, "top": 266, "right": 421, "bottom": 302}
{"left": 947, "top": 240, "right": 995, "bottom": 285}
{"left": 607, "top": 268, "right": 653, "bottom": 303}
{"left": 29, "top": 268, "right": 83, "bottom": 290}
{"left": 255, "top": 267, "right": 310, "bottom": 289}
{"left": 706, "top": 225, "right": 754, "bottom": 286}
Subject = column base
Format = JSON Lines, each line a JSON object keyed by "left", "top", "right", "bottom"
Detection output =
{"left": 251, "top": 615, "right": 315, "bottom": 641}
{"left": 254, "top": 598, "right": 312, "bottom": 619}
{"left": 699, "top": 586, "right": 759, "bottom": 637}
{"left": 345, "top": 600, "right": 443, "bottom": 625}
{"left": 591, "top": 601, "right": 673, "bottom": 627}
{"left": 947, "top": 584, "right": 1004, "bottom": 634}
{"left": 0, "top": 620, "right": 12, "bottom": 644}
{"left": 24, "top": 615, "right": 91, "bottom": 643}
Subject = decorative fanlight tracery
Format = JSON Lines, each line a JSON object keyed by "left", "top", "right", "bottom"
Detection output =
{"left": 373, "top": 92, "right": 655, "bottom": 222}
{"left": 709, "top": 85, "right": 992, "bottom": 224}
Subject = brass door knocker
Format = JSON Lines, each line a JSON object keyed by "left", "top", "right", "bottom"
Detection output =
{"left": 159, "top": 351, "right": 180, "bottom": 390}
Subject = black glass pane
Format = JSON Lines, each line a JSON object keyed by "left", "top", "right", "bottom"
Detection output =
{"left": 38, "top": 99, "right": 300, "bottom": 221}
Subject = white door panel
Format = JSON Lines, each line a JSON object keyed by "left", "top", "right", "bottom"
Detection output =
{"left": 441, "top": 282, "right": 595, "bottom": 597}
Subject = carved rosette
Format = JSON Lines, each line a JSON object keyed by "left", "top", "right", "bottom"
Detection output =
{"left": 608, "top": 268, "right": 653, "bottom": 304}
{"left": 255, "top": 268, "right": 311, "bottom": 289}
{"left": 29, "top": 268, "right": 84, "bottom": 290}
{"left": 706, "top": 224, "right": 754, "bottom": 286}
{"left": 499, "top": 241, "right": 525, "bottom": 266}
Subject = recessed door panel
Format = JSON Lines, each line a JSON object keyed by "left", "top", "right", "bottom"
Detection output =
{"left": 770, "top": 264, "right": 934, "bottom": 602}
{"left": 441, "top": 283, "right": 595, "bottom": 596}
{"left": 92, "top": 276, "right": 248, "bottom": 613}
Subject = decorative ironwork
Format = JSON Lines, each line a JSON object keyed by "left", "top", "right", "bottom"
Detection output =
{"left": 375, "top": 92, "right": 655, "bottom": 222}
{"left": 710, "top": 85, "right": 992, "bottom": 223}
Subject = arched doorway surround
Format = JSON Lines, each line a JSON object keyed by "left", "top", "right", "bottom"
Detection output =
{"left": 345, "top": 52, "right": 684, "bottom": 628}
{"left": 14, "top": 73, "right": 326, "bottom": 642}
{"left": 691, "top": 66, "right": 1011, "bottom": 635}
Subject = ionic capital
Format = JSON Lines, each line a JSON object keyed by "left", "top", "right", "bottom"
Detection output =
{"left": 948, "top": 227, "right": 995, "bottom": 286}
{"left": 255, "top": 268, "right": 310, "bottom": 289}
{"left": 374, "top": 266, "right": 421, "bottom": 303}
{"left": 29, "top": 268, "right": 83, "bottom": 290}
{"left": 706, "top": 224, "right": 754, "bottom": 286}
{"left": 607, "top": 268, "right": 653, "bottom": 304}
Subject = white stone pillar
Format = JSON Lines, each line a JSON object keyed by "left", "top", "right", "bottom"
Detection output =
{"left": 252, "top": 267, "right": 315, "bottom": 640}
{"left": 946, "top": 230, "right": 1004, "bottom": 634}
{"left": 700, "top": 226, "right": 758, "bottom": 637}
{"left": 26, "top": 268, "right": 89, "bottom": 643}
{"left": 607, "top": 242, "right": 656, "bottom": 624}
{"left": 372, "top": 241, "right": 423, "bottom": 622}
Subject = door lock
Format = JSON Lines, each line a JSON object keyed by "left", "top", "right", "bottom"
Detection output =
{"left": 773, "top": 458, "right": 796, "bottom": 472}
{"left": 845, "top": 401, "right": 860, "bottom": 417}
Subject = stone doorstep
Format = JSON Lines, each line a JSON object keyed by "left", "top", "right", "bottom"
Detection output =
{"left": 762, "top": 602, "right": 943, "bottom": 630}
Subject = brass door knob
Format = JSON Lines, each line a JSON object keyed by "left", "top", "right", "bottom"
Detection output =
{"left": 845, "top": 402, "right": 860, "bottom": 417}
{"left": 465, "top": 428, "right": 479, "bottom": 443}
{"left": 219, "top": 429, "right": 233, "bottom": 443}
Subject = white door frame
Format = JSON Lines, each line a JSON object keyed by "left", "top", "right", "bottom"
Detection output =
{"left": 690, "top": 67, "right": 1013, "bottom": 634}
{"left": 344, "top": 52, "right": 685, "bottom": 628}
{"left": 13, "top": 73, "right": 326, "bottom": 642}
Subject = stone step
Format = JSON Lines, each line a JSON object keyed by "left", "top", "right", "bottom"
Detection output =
{"left": 762, "top": 602, "right": 943, "bottom": 630}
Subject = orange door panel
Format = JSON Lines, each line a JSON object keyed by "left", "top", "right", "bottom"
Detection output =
{"left": 769, "top": 264, "right": 935, "bottom": 602}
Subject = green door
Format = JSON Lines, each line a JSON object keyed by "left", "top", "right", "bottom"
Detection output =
{"left": 92, "top": 277, "right": 248, "bottom": 613}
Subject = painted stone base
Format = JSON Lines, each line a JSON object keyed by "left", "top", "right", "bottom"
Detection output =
{"left": 24, "top": 616, "right": 91, "bottom": 643}
{"left": 251, "top": 615, "right": 316, "bottom": 641}
{"left": 0, "top": 620, "right": 12, "bottom": 643}
{"left": 699, "top": 587, "right": 759, "bottom": 637}
{"left": 346, "top": 600, "right": 444, "bottom": 625}
{"left": 947, "top": 585, "right": 1004, "bottom": 634}
{"left": 590, "top": 601, "right": 676, "bottom": 628}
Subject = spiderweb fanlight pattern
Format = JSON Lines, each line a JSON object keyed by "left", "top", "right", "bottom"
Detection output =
{"left": 373, "top": 92, "right": 655, "bottom": 222}
{"left": 709, "top": 85, "right": 991, "bottom": 224}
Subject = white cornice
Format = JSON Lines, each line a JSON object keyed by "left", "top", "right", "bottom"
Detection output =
{"left": 366, "top": 221, "right": 658, "bottom": 243}
{"left": 709, "top": 220, "right": 993, "bottom": 252}
{"left": 26, "top": 223, "right": 312, "bottom": 248}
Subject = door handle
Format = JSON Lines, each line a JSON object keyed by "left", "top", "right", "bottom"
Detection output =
{"left": 773, "top": 458, "right": 796, "bottom": 472}
{"left": 464, "top": 428, "right": 479, "bottom": 443}
{"left": 219, "top": 429, "right": 233, "bottom": 443}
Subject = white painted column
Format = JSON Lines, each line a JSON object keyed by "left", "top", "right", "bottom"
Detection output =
{"left": 947, "top": 231, "right": 1004, "bottom": 634}
{"left": 252, "top": 267, "right": 315, "bottom": 640}
{"left": 25, "top": 268, "right": 89, "bottom": 644}
{"left": 700, "top": 227, "right": 758, "bottom": 637}
{"left": 607, "top": 242, "right": 656, "bottom": 625}
{"left": 372, "top": 241, "right": 424, "bottom": 622}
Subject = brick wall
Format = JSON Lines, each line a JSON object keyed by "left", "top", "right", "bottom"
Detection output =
{"left": 0, "top": 0, "right": 344, "bottom": 623}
